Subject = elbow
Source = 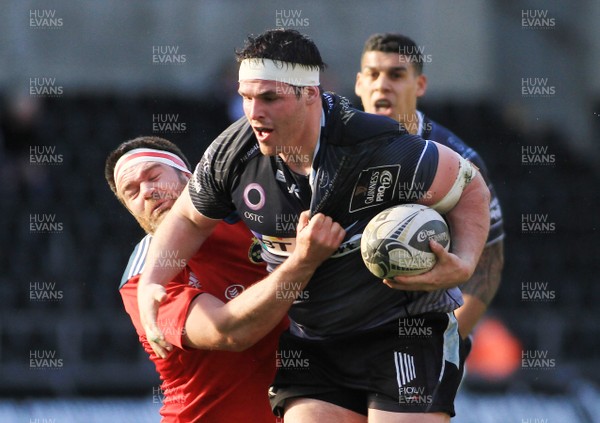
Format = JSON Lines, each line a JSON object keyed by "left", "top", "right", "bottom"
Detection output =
{"left": 185, "top": 333, "right": 255, "bottom": 352}
{"left": 472, "top": 173, "right": 490, "bottom": 207}
{"left": 214, "top": 319, "right": 258, "bottom": 351}
{"left": 218, "top": 334, "right": 256, "bottom": 352}
{"left": 482, "top": 180, "right": 491, "bottom": 208}
{"left": 184, "top": 323, "right": 257, "bottom": 352}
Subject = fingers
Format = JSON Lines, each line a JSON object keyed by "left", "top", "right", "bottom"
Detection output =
{"left": 153, "top": 285, "right": 167, "bottom": 303}
{"left": 429, "top": 239, "right": 448, "bottom": 259}
{"left": 297, "top": 210, "right": 311, "bottom": 233}
{"left": 308, "top": 213, "right": 346, "bottom": 247}
{"left": 307, "top": 212, "right": 327, "bottom": 228}
{"left": 384, "top": 274, "right": 432, "bottom": 291}
{"left": 308, "top": 213, "right": 338, "bottom": 233}
{"left": 329, "top": 219, "right": 346, "bottom": 245}
{"left": 146, "top": 322, "right": 172, "bottom": 359}
{"left": 384, "top": 246, "right": 470, "bottom": 291}
{"left": 140, "top": 284, "right": 172, "bottom": 359}
{"left": 385, "top": 240, "right": 449, "bottom": 289}
{"left": 294, "top": 213, "right": 345, "bottom": 266}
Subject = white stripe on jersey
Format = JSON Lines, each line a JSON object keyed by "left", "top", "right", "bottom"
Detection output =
{"left": 409, "top": 139, "right": 430, "bottom": 193}
{"left": 441, "top": 312, "right": 460, "bottom": 370}
{"left": 128, "top": 234, "right": 152, "bottom": 279}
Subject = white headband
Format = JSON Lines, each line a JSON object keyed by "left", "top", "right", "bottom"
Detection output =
{"left": 114, "top": 148, "right": 191, "bottom": 187}
{"left": 238, "top": 58, "right": 320, "bottom": 86}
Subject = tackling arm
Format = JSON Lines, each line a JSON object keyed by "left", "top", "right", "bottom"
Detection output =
{"left": 137, "top": 185, "right": 219, "bottom": 357}
{"left": 183, "top": 212, "right": 345, "bottom": 351}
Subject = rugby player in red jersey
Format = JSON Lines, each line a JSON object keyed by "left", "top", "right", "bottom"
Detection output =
{"left": 105, "top": 136, "right": 344, "bottom": 422}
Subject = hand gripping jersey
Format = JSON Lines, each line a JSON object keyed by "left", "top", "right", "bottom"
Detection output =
{"left": 119, "top": 219, "right": 285, "bottom": 423}
{"left": 190, "top": 92, "right": 464, "bottom": 339}
{"left": 418, "top": 111, "right": 504, "bottom": 245}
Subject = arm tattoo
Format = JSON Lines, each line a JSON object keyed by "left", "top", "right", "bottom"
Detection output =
{"left": 460, "top": 240, "right": 504, "bottom": 305}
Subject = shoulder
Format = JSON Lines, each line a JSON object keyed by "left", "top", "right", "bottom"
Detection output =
{"left": 202, "top": 116, "right": 261, "bottom": 170}
{"left": 322, "top": 92, "right": 404, "bottom": 147}
{"left": 119, "top": 234, "right": 152, "bottom": 289}
{"left": 423, "top": 116, "right": 468, "bottom": 155}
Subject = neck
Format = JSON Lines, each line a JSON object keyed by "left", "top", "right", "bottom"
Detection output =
{"left": 280, "top": 104, "right": 322, "bottom": 175}
{"left": 400, "top": 110, "right": 420, "bottom": 135}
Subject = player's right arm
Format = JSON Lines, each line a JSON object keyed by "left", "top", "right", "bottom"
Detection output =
{"left": 137, "top": 185, "right": 219, "bottom": 358}
{"left": 387, "top": 142, "right": 490, "bottom": 291}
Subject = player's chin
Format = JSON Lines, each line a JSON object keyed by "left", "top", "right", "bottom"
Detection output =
{"left": 148, "top": 209, "right": 169, "bottom": 229}
{"left": 258, "top": 143, "right": 278, "bottom": 157}
{"left": 156, "top": 207, "right": 171, "bottom": 221}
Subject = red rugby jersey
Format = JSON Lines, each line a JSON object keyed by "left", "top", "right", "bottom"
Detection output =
{"left": 119, "top": 219, "right": 286, "bottom": 422}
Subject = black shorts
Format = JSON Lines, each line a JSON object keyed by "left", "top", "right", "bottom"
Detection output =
{"left": 269, "top": 312, "right": 466, "bottom": 417}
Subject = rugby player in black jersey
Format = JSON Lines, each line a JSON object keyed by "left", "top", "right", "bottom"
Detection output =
{"left": 138, "top": 29, "right": 490, "bottom": 423}
{"left": 355, "top": 33, "right": 504, "bottom": 341}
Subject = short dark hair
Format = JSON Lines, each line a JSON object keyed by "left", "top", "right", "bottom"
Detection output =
{"left": 362, "top": 33, "right": 424, "bottom": 75}
{"left": 104, "top": 136, "right": 191, "bottom": 196}
{"left": 235, "top": 28, "right": 326, "bottom": 71}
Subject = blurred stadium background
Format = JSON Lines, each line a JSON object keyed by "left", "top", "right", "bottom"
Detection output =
{"left": 1, "top": 0, "right": 599, "bottom": 421}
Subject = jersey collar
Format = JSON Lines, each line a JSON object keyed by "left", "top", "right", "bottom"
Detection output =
{"left": 416, "top": 110, "right": 425, "bottom": 137}
{"left": 308, "top": 109, "right": 325, "bottom": 189}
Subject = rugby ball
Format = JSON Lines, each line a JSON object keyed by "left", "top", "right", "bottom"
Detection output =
{"left": 360, "top": 204, "right": 450, "bottom": 278}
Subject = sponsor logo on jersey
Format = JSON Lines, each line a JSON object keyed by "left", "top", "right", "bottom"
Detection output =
{"left": 241, "top": 142, "right": 260, "bottom": 164}
{"left": 243, "top": 183, "right": 266, "bottom": 211}
{"left": 244, "top": 211, "right": 264, "bottom": 223}
{"left": 188, "top": 271, "right": 201, "bottom": 289}
{"left": 258, "top": 235, "right": 296, "bottom": 257}
{"left": 349, "top": 165, "right": 400, "bottom": 212}
{"left": 323, "top": 92, "right": 335, "bottom": 112}
{"left": 224, "top": 284, "right": 245, "bottom": 300}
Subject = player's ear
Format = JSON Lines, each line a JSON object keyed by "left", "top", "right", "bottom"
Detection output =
{"left": 305, "top": 86, "right": 321, "bottom": 105}
{"left": 355, "top": 72, "right": 364, "bottom": 97}
{"left": 416, "top": 73, "right": 428, "bottom": 98}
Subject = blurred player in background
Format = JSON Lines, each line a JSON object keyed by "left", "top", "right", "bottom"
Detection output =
{"left": 355, "top": 33, "right": 505, "bottom": 341}
{"left": 137, "top": 29, "right": 490, "bottom": 423}
{"left": 105, "top": 136, "right": 344, "bottom": 422}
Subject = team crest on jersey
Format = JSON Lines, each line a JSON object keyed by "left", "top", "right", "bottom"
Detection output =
{"left": 349, "top": 165, "right": 400, "bottom": 212}
{"left": 317, "top": 170, "right": 330, "bottom": 189}
{"left": 248, "top": 237, "right": 264, "bottom": 264}
{"left": 225, "top": 284, "right": 245, "bottom": 300}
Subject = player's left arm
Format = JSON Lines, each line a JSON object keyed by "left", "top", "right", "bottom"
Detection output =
{"left": 386, "top": 143, "right": 490, "bottom": 291}
{"left": 454, "top": 239, "right": 504, "bottom": 338}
